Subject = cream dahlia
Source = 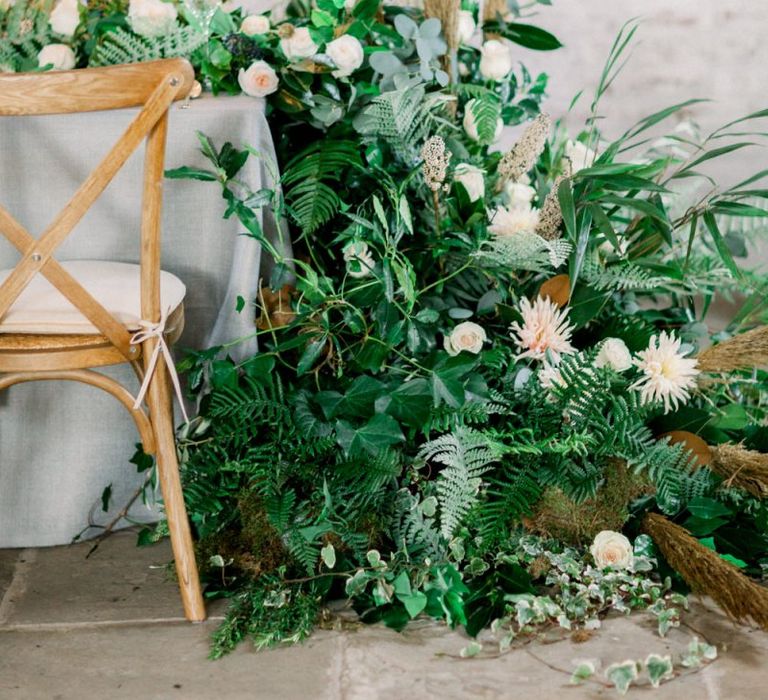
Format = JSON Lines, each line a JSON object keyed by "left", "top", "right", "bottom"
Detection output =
{"left": 631, "top": 332, "right": 699, "bottom": 413}
{"left": 510, "top": 296, "right": 575, "bottom": 361}
{"left": 488, "top": 205, "right": 540, "bottom": 238}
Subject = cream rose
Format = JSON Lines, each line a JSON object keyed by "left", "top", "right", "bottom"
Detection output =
{"left": 595, "top": 337, "right": 632, "bottom": 372}
{"left": 326, "top": 34, "right": 364, "bottom": 78}
{"left": 454, "top": 163, "right": 485, "bottom": 202}
{"left": 504, "top": 181, "right": 536, "bottom": 209}
{"left": 50, "top": 0, "right": 80, "bottom": 38}
{"left": 457, "top": 10, "right": 475, "bottom": 45}
{"left": 280, "top": 26, "right": 319, "bottom": 61}
{"left": 38, "top": 43, "right": 76, "bottom": 71}
{"left": 563, "top": 139, "right": 596, "bottom": 174}
{"left": 463, "top": 99, "right": 503, "bottom": 143}
{"left": 444, "top": 321, "right": 487, "bottom": 356}
{"left": 238, "top": 60, "right": 279, "bottom": 97}
{"left": 241, "top": 14, "right": 270, "bottom": 36}
{"left": 128, "top": 0, "right": 178, "bottom": 38}
{"left": 590, "top": 530, "right": 633, "bottom": 570}
{"left": 479, "top": 39, "right": 514, "bottom": 82}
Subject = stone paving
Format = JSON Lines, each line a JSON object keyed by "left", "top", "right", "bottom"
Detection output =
{"left": 1, "top": 530, "right": 767, "bottom": 699}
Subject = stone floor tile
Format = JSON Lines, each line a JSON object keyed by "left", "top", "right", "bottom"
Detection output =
{"left": 0, "top": 531, "right": 187, "bottom": 626}
{"left": 0, "top": 549, "right": 18, "bottom": 601}
{"left": 0, "top": 624, "right": 340, "bottom": 700}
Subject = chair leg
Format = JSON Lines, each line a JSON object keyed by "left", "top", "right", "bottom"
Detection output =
{"left": 145, "top": 355, "right": 206, "bottom": 622}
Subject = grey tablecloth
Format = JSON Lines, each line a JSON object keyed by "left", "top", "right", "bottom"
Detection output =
{"left": 0, "top": 94, "right": 286, "bottom": 547}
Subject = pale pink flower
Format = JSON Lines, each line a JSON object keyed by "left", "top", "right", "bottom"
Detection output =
{"left": 538, "top": 360, "right": 565, "bottom": 390}
{"left": 631, "top": 332, "right": 699, "bottom": 413}
{"left": 510, "top": 296, "right": 575, "bottom": 361}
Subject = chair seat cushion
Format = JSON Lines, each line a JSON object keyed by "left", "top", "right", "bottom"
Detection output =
{"left": 0, "top": 260, "right": 186, "bottom": 334}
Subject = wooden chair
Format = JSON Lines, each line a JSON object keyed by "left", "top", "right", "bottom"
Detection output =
{"left": 0, "top": 59, "right": 206, "bottom": 622}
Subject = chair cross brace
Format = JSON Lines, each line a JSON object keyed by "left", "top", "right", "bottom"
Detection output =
{"left": 0, "top": 75, "right": 179, "bottom": 360}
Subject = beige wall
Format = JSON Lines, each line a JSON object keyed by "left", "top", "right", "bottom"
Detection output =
{"left": 519, "top": 0, "right": 768, "bottom": 187}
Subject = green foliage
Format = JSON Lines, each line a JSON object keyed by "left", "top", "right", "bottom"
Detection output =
{"left": 89, "top": 25, "right": 206, "bottom": 67}
{"left": 0, "top": 3, "right": 52, "bottom": 72}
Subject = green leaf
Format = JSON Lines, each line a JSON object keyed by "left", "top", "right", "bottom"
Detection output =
{"left": 492, "top": 21, "right": 562, "bottom": 50}
{"left": 387, "top": 378, "right": 433, "bottom": 428}
{"left": 687, "top": 497, "right": 733, "bottom": 520}
{"left": 570, "top": 662, "right": 595, "bottom": 685}
{"left": 702, "top": 210, "right": 741, "bottom": 279}
{"left": 321, "top": 544, "right": 336, "bottom": 569}
{"left": 605, "top": 661, "right": 638, "bottom": 695}
{"left": 100, "top": 483, "right": 113, "bottom": 512}
{"left": 164, "top": 166, "right": 218, "bottom": 181}
{"left": 644, "top": 654, "right": 674, "bottom": 688}
{"left": 341, "top": 375, "right": 385, "bottom": 416}
{"left": 297, "top": 337, "right": 328, "bottom": 375}
{"left": 335, "top": 414, "right": 405, "bottom": 456}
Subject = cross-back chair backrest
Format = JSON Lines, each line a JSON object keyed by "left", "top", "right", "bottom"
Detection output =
{"left": 0, "top": 59, "right": 194, "bottom": 360}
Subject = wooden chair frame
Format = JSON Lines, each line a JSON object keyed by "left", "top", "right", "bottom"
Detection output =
{"left": 0, "top": 59, "right": 205, "bottom": 622}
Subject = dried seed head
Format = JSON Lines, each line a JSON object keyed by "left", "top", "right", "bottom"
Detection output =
{"left": 277, "top": 23, "right": 295, "bottom": 39}
{"left": 421, "top": 136, "right": 452, "bottom": 192}
{"left": 536, "top": 176, "right": 566, "bottom": 240}
{"left": 498, "top": 113, "right": 552, "bottom": 185}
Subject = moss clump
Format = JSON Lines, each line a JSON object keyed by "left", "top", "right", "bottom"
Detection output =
{"left": 524, "top": 460, "right": 650, "bottom": 545}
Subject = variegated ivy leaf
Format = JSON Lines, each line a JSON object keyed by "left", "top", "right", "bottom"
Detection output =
{"left": 644, "top": 653, "right": 674, "bottom": 688}
{"left": 681, "top": 637, "right": 718, "bottom": 667}
{"left": 605, "top": 660, "right": 638, "bottom": 695}
{"left": 570, "top": 661, "right": 595, "bottom": 685}
{"left": 460, "top": 641, "right": 483, "bottom": 658}
{"left": 321, "top": 543, "right": 336, "bottom": 569}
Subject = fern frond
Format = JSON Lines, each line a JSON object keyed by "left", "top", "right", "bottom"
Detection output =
{"left": 281, "top": 140, "right": 362, "bottom": 236}
{"left": 474, "top": 232, "right": 572, "bottom": 273}
{"left": 419, "top": 427, "right": 501, "bottom": 539}
{"left": 89, "top": 25, "right": 206, "bottom": 66}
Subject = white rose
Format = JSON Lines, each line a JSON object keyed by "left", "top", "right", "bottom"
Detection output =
{"left": 590, "top": 530, "right": 633, "bottom": 570}
{"left": 479, "top": 39, "right": 514, "bottom": 82}
{"left": 444, "top": 321, "right": 487, "bottom": 356}
{"left": 454, "top": 163, "right": 485, "bottom": 202}
{"left": 38, "top": 43, "right": 76, "bottom": 71}
{"left": 595, "top": 337, "right": 632, "bottom": 372}
{"left": 238, "top": 60, "right": 279, "bottom": 97}
{"left": 241, "top": 14, "right": 270, "bottom": 35}
{"left": 128, "top": 0, "right": 178, "bottom": 38}
{"left": 488, "top": 205, "right": 539, "bottom": 238}
{"left": 50, "top": 0, "right": 80, "bottom": 38}
{"left": 463, "top": 99, "right": 503, "bottom": 143}
{"left": 504, "top": 181, "right": 536, "bottom": 209}
{"left": 563, "top": 139, "right": 596, "bottom": 174}
{"left": 280, "top": 27, "right": 319, "bottom": 61}
{"left": 457, "top": 10, "right": 475, "bottom": 45}
{"left": 326, "top": 34, "right": 364, "bottom": 78}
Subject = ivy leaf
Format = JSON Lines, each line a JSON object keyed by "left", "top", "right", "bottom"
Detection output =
{"left": 570, "top": 661, "right": 595, "bottom": 685}
{"left": 387, "top": 378, "right": 433, "bottom": 428}
{"left": 605, "top": 661, "right": 638, "bottom": 695}
{"left": 297, "top": 337, "right": 328, "bottom": 375}
{"left": 335, "top": 414, "right": 405, "bottom": 456}
{"left": 644, "top": 654, "right": 674, "bottom": 688}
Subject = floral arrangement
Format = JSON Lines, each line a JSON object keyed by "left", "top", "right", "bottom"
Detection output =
{"left": 10, "top": 0, "right": 768, "bottom": 693}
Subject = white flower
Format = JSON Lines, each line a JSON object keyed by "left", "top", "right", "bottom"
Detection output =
{"left": 240, "top": 14, "right": 270, "bottom": 35}
{"left": 510, "top": 296, "right": 575, "bottom": 362}
{"left": 563, "top": 139, "right": 596, "bottom": 174}
{"left": 344, "top": 0, "right": 356, "bottom": 9}
{"left": 595, "top": 337, "right": 632, "bottom": 372}
{"left": 238, "top": 60, "right": 279, "bottom": 97}
{"left": 343, "top": 241, "right": 375, "bottom": 278}
{"left": 453, "top": 163, "right": 485, "bottom": 202}
{"left": 128, "top": 0, "right": 178, "bottom": 38}
{"left": 444, "top": 321, "right": 487, "bottom": 356}
{"left": 38, "top": 43, "right": 76, "bottom": 71}
{"left": 479, "top": 39, "right": 514, "bottom": 81}
{"left": 280, "top": 26, "right": 319, "bottom": 61}
{"left": 631, "top": 332, "right": 699, "bottom": 413}
{"left": 504, "top": 181, "right": 536, "bottom": 209}
{"left": 0, "top": 0, "right": 15, "bottom": 10}
{"left": 457, "top": 10, "right": 476, "bottom": 45}
{"left": 590, "top": 530, "right": 633, "bottom": 570}
{"left": 488, "top": 205, "right": 539, "bottom": 238}
{"left": 50, "top": 0, "right": 80, "bottom": 38}
{"left": 326, "top": 34, "right": 364, "bottom": 78}
{"left": 463, "top": 99, "right": 503, "bottom": 143}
